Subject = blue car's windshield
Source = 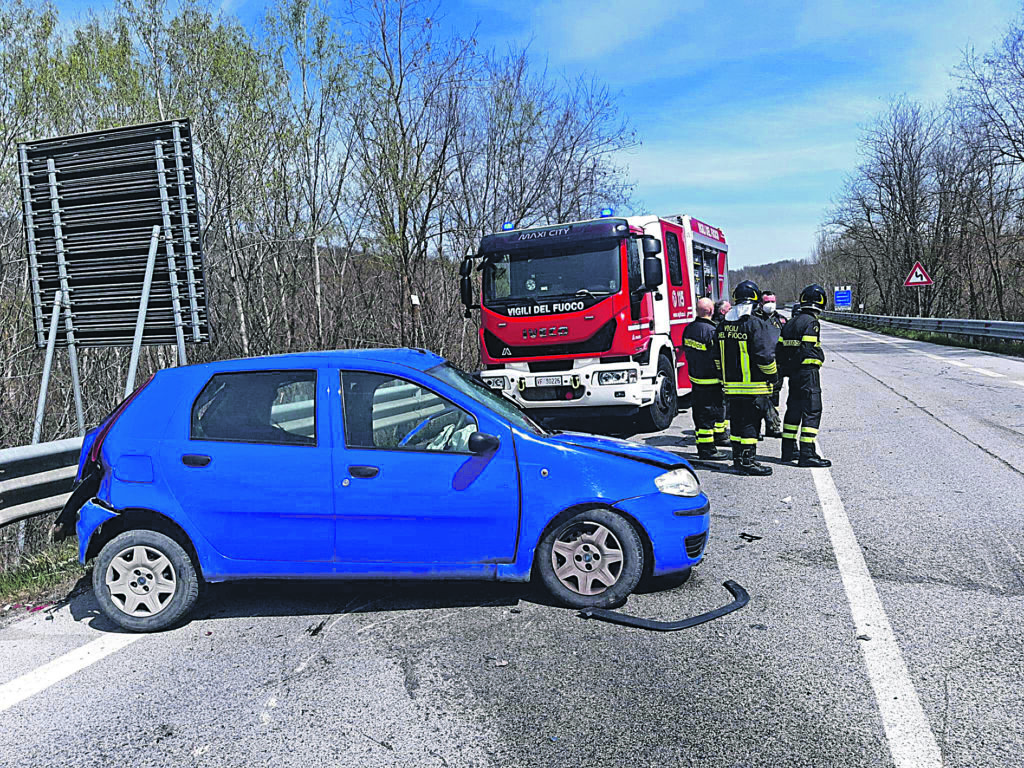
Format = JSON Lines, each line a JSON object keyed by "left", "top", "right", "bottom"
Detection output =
{"left": 427, "top": 363, "right": 547, "bottom": 436}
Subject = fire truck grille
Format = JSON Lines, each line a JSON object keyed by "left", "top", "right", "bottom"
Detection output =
{"left": 520, "top": 385, "right": 587, "bottom": 402}
{"left": 484, "top": 319, "right": 616, "bottom": 360}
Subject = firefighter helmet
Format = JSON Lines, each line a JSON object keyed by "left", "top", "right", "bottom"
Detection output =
{"left": 799, "top": 283, "right": 827, "bottom": 309}
{"left": 733, "top": 280, "right": 761, "bottom": 303}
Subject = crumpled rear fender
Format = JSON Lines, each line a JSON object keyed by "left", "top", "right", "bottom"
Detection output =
{"left": 76, "top": 499, "right": 118, "bottom": 563}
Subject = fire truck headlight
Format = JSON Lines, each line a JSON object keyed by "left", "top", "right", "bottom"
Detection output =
{"left": 484, "top": 376, "right": 507, "bottom": 390}
{"left": 655, "top": 468, "right": 701, "bottom": 497}
{"left": 597, "top": 369, "right": 637, "bottom": 385}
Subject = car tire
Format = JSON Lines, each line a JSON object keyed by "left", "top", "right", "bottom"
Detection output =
{"left": 92, "top": 529, "right": 200, "bottom": 633}
{"left": 536, "top": 508, "right": 644, "bottom": 609}
{"left": 637, "top": 355, "right": 677, "bottom": 432}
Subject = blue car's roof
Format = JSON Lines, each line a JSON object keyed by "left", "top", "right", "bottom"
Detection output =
{"left": 160, "top": 348, "right": 446, "bottom": 379}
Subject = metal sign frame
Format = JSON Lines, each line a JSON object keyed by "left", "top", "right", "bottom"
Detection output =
{"left": 17, "top": 120, "right": 209, "bottom": 437}
{"left": 17, "top": 120, "right": 209, "bottom": 351}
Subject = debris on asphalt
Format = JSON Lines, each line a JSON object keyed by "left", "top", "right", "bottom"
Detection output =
{"left": 857, "top": 634, "right": 871, "bottom": 641}
{"left": 738, "top": 532, "right": 763, "bottom": 542}
{"left": 306, "top": 619, "right": 327, "bottom": 637}
{"left": 509, "top": 607, "right": 522, "bottom": 614}
{"left": 495, "top": 660, "right": 509, "bottom": 667}
{"left": 782, "top": 496, "right": 792, "bottom": 504}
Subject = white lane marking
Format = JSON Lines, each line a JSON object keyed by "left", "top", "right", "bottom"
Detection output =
{"left": 812, "top": 467, "right": 942, "bottom": 768}
{"left": 1013, "top": 381, "right": 1024, "bottom": 388}
{"left": 942, "top": 360, "right": 969, "bottom": 367}
{"left": 969, "top": 367, "right": 1004, "bottom": 378}
{"left": 0, "top": 632, "right": 141, "bottom": 713}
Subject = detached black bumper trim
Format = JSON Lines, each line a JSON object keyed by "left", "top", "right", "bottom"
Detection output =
{"left": 578, "top": 580, "right": 749, "bottom": 632}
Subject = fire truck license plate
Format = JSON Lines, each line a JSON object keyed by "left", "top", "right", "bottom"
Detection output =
{"left": 535, "top": 376, "right": 563, "bottom": 387}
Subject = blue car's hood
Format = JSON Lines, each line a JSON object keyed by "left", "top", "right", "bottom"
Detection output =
{"left": 547, "top": 431, "right": 687, "bottom": 469}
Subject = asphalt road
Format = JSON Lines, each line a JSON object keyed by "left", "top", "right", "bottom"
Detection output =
{"left": 2, "top": 321, "right": 1023, "bottom": 767}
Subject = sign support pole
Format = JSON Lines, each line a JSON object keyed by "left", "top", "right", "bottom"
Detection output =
{"left": 171, "top": 122, "right": 201, "bottom": 341}
{"left": 31, "top": 289, "right": 63, "bottom": 444}
{"left": 18, "top": 145, "right": 46, "bottom": 346}
{"left": 46, "top": 158, "right": 85, "bottom": 436}
{"left": 153, "top": 141, "right": 188, "bottom": 365}
{"left": 124, "top": 226, "right": 162, "bottom": 398}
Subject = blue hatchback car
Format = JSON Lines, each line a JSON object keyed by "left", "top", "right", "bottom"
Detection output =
{"left": 56, "top": 349, "right": 710, "bottom": 631}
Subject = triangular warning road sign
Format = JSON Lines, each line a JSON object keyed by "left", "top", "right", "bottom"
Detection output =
{"left": 903, "top": 261, "right": 933, "bottom": 287}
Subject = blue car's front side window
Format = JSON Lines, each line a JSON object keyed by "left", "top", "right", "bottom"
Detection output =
{"left": 339, "top": 371, "right": 477, "bottom": 453}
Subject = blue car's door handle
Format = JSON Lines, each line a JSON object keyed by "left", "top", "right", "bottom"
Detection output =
{"left": 182, "top": 454, "right": 211, "bottom": 468}
{"left": 348, "top": 465, "right": 379, "bottom": 479}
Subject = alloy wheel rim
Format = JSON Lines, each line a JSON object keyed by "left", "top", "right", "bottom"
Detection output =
{"left": 105, "top": 545, "right": 177, "bottom": 617}
{"left": 551, "top": 521, "right": 624, "bottom": 596}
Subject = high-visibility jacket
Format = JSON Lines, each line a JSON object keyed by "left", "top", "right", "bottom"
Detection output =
{"left": 778, "top": 308, "right": 823, "bottom": 375}
{"left": 682, "top": 317, "right": 720, "bottom": 385}
{"left": 713, "top": 307, "right": 779, "bottom": 396}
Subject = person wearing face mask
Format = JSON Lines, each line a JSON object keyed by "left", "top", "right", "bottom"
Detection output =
{"left": 755, "top": 293, "right": 786, "bottom": 438}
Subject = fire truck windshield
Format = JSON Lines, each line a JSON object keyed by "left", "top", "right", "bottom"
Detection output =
{"left": 481, "top": 238, "right": 620, "bottom": 306}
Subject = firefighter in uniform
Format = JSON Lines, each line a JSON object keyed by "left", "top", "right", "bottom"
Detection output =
{"left": 756, "top": 292, "right": 786, "bottom": 438}
{"left": 779, "top": 284, "right": 831, "bottom": 467}
{"left": 713, "top": 280, "right": 780, "bottom": 476}
{"left": 683, "top": 298, "right": 727, "bottom": 459}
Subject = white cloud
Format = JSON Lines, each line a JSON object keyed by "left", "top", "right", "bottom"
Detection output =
{"left": 528, "top": 0, "right": 703, "bottom": 62}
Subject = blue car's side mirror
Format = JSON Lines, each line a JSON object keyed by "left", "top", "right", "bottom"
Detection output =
{"left": 468, "top": 431, "right": 500, "bottom": 455}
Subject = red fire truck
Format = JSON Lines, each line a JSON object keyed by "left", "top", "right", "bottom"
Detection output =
{"left": 459, "top": 212, "right": 730, "bottom": 431}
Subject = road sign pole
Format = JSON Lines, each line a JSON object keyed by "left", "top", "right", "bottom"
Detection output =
{"left": 31, "top": 290, "right": 63, "bottom": 445}
{"left": 171, "top": 122, "right": 201, "bottom": 341}
{"left": 18, "top": 144, "right": 46, "bottom": 346}
{"left": 124, "top": 226, "right": 162, "bottom": 398}
{"left": 154, "top": 141, "right": 188, "bottom": 366}
{"left": 46, "top": 158, "right": 85, "bottom": 436}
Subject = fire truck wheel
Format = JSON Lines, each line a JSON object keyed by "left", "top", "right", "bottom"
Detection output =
{"left": 637, "top": 355, "right": 677, "bottom": 432}
{"left": 536, "top": 508, "right": 644, "bottom": 609}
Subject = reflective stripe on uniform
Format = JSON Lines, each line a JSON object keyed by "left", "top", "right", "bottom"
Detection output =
{"left": 758, "top": 361, "right": 777, "bottom": 375}
{"left": 782, "top": 425, "right": 799, "bottom": 437}
{"left": 730, "top": 436, "right": 758, "bottom": 445}
{"left": 800, "top": 436, "right": 817, "bottom": 443}
{"left": 714, "top": 421, "right": 727, "bottom": 432}
{"left": 781, "top": 339, "right": 801, "bottom": 346}
{"left": 723, "top": 384, "right": 772, "bottom": 395}
{"left": 801, "top": 358, "right": 823, "bottom": 366}
{"left": 689, "top": 376, "right": 720, "bottom": 385}
{"left": 801, "top": 426, "right": 818, "bottom": 435}
{"left": 739, "top": 340, "right": 751, "bottom": 382}
{"left": 801, "top": 335, "right": 818, "bottom": 343}
{"left": 684, "top": 338, "right": 707, "bottom": 350}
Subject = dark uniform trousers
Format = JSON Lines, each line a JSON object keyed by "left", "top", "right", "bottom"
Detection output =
{"left": 783, "top": 367, "right": 822, "bottom": 449}
{"left": 691, "top": 383, "right": 727, "bottom": 446}
{"left": 728, "top": 395, "right": 762, "bottom": 449}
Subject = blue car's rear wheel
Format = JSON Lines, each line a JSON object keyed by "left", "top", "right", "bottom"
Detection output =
{"left": 536, "top": 508, "right": 644, "bottom": 609}
{"left": 93, "top": 529, "right": 199, "bottom": 632}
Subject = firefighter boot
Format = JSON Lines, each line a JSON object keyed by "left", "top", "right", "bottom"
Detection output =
{"left": 735, "top": 445, "right": 772, "bottom": 476}
{"left": 798, "top": 442, "right": 832, "bottom": 468}
{"left": 714, "top": 426, "right": 731, "bottom": 446}
{"left": 781, "top": 439, "right": 798, "bottom": 463}
{"left": 697, "top": 444, "right": 726, "bottom": 460}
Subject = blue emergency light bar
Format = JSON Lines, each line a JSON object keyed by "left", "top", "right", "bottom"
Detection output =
{"left": 501, "top": 222, "right": 515, "bottom": 231}
{"left": 599, "top": 208, "right": 614, "bottom": 217}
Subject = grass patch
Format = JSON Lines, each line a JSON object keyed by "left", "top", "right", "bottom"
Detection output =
{"left": 826, "top": 317, "right": 1024, "bottom": 358}
{"left": 0, "top": 540, "right": 86, "bottom": 605}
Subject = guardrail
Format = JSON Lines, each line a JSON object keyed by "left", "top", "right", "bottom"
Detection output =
{"left": 822, "top": 311, "right": 1024, "bottom": 342}
{"left": 0, "top": 438, "right": 83, "bottom": 529}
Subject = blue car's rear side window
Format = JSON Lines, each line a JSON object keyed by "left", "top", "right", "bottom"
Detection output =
{"left": 191, "top": 370, "right": 317, "bottom": 446}
{"left": 340, "top": 371, "right": 476, "bottom": 453}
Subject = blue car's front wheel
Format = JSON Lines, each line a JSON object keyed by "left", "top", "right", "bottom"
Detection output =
{"left": 536, "top": 509, "right": 644, "bottom": 609}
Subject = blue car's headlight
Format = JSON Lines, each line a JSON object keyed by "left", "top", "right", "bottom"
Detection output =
{"left": 655, "top": 467, "right": 701, "bottom": 497}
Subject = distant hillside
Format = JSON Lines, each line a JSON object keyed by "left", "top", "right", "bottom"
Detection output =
{"left": 729, "top": 259, "right": 817, "bottom": 304}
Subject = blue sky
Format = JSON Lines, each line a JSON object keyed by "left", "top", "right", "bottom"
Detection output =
{"left": 53, "top": 0, "right": 1023, "bottom": 267}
